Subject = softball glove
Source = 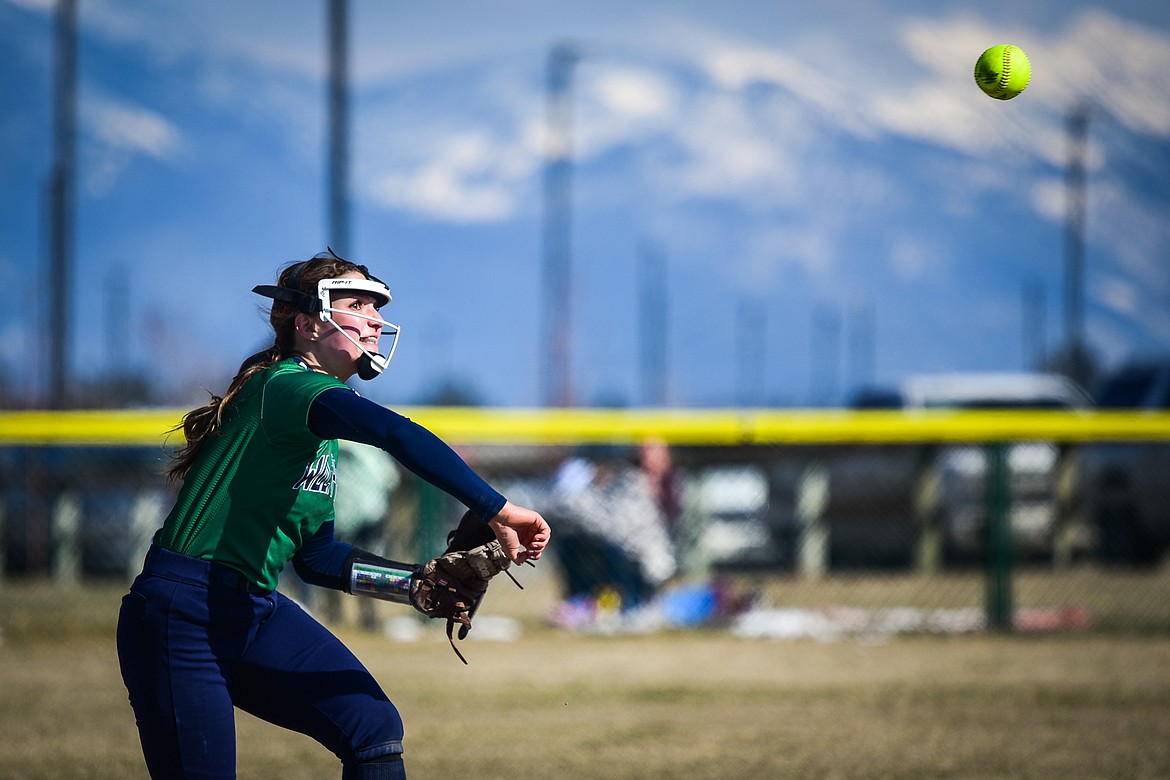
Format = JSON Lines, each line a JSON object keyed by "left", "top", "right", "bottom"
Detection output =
{"left": 410, "top": 511, "right": 517, "bottom": 663}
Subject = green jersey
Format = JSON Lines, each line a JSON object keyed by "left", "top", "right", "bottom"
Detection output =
{"left": 157, "top": 358, "right": 350, "bottom": 591}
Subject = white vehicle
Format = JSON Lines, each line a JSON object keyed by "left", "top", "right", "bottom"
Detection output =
{"left": 695, "top": 465, "right": 778, "bottom": 568}
{"left": 848, "top": 372, "right": 1092, "bottom": 565}
{"left": 904, "top": 373, "right": 1090, "bottom": 562}
{"left": 899, "top": 372, "right": 1092, "bottom": 411}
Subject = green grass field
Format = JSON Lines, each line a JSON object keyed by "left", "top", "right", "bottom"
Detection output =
{"left": 3, "top": 574, "right": 1170, "bottom": 779}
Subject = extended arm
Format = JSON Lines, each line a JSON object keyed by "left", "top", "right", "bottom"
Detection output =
{"left": 308, "top": 387, "right": 550, "bottom": 566}
{"left": 308, "top": 387, "right": 506, "bottom": 521}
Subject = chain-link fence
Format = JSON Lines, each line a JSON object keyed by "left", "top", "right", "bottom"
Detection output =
{"left": 2, "top": 411, "right": 1168, "bottom": 643}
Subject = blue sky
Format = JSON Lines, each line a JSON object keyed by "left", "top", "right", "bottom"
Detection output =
{"left": 2, "top": 0, "right": 1169, "bottom": 408}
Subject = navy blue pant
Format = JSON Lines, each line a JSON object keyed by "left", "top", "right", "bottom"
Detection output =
{"left": 117, "top": 546, "right": 405, "bottom": 779}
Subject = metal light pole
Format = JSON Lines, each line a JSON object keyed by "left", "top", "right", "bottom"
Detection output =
{"left": 48, "top": 0, "right": 77, "bottom": 409}
{"left": 540, "top": 43, "right": 578, "bottom": 407}
{"left": 327, "top": 0, "right": 349, "bottom": 256}
{"left": 1062, "top": 103, "right": 1090, "bottom": 386}
{"left": 638, "top": 240, "right": 668, "bottom": 407}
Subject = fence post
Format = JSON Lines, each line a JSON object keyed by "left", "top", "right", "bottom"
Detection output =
{"left": 985, "top": 443, "right": 1013, "bottom": 631}
{"left": 52, "top": 491, "right": 82, "bottom": 585}
{"left": 914, "top": 445, "right": 942, "bottom": 574}
{"left": 129, "top": 489, "right": 163, "bottom": 580}
{"left": 796, "top": 461, "right": 829, "bottom": 578}
{"left": 1052, "top": 444, "right": 1081, "bottom": 569}
{"left": 415, "top": 478, "right": 445, "bottom": 560}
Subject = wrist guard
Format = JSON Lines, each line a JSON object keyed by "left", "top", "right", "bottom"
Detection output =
{"left": 346, "top": 552, "right": 420, "bottom": 605}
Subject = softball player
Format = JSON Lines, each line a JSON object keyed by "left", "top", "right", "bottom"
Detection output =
{"left": 116, "top": 250, "right": 550, "bottom": 780}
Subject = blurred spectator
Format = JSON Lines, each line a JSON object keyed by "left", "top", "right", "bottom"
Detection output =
{"left": 321, "top": 441, "right": 400, "bottom": 629}
{"left": 639, "top": 437, "right": 683, "bottom": 542}
{"left": 547, "top": 445, "right": 677, "bottom": 616}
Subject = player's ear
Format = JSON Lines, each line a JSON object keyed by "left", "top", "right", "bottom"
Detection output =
{"left": 294, "top": 312, "right": 323, "bottom": 342}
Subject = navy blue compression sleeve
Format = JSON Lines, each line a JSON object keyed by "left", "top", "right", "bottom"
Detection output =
{"left": 291, "top": 521, "right": 355, "bottom": 590}
{"left": 308, "top": 387, "right": 507, "bottom": 521}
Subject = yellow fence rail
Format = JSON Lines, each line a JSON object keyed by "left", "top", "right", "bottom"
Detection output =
{"left": 2, "top": 407, "right": 1170, "bottom": 447}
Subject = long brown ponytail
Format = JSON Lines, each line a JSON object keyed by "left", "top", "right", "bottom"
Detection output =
{"left": 167, "top": 250, "right": 374, "bottom": 482}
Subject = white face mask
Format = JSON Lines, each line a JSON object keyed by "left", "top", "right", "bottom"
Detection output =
{"left": 252, "top": 270, "right": 402, "bottom": 381}
{"left": 315, "top": 278, "right": 401, "bottom": 380}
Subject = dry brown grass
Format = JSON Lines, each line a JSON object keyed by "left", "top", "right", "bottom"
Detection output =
{"left": 2, "top": 574, "right": 1170, "bottom": 779}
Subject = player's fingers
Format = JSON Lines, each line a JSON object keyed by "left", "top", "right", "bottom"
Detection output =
{"left": 499, "top": 533, "right": 524, "bottom": 565}
{"left": 523, "top": 517, "right": 550, "bottom": 560}
{"left": 503, "top": 527, "right": 535, "bottom": 566}
{"left": 491, "top": 504, "right": 549, "bottom": 563}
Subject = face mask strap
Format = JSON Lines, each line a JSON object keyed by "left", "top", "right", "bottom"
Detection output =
{"left": 321, "top": 310, "right": 401, "bottom": 379}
